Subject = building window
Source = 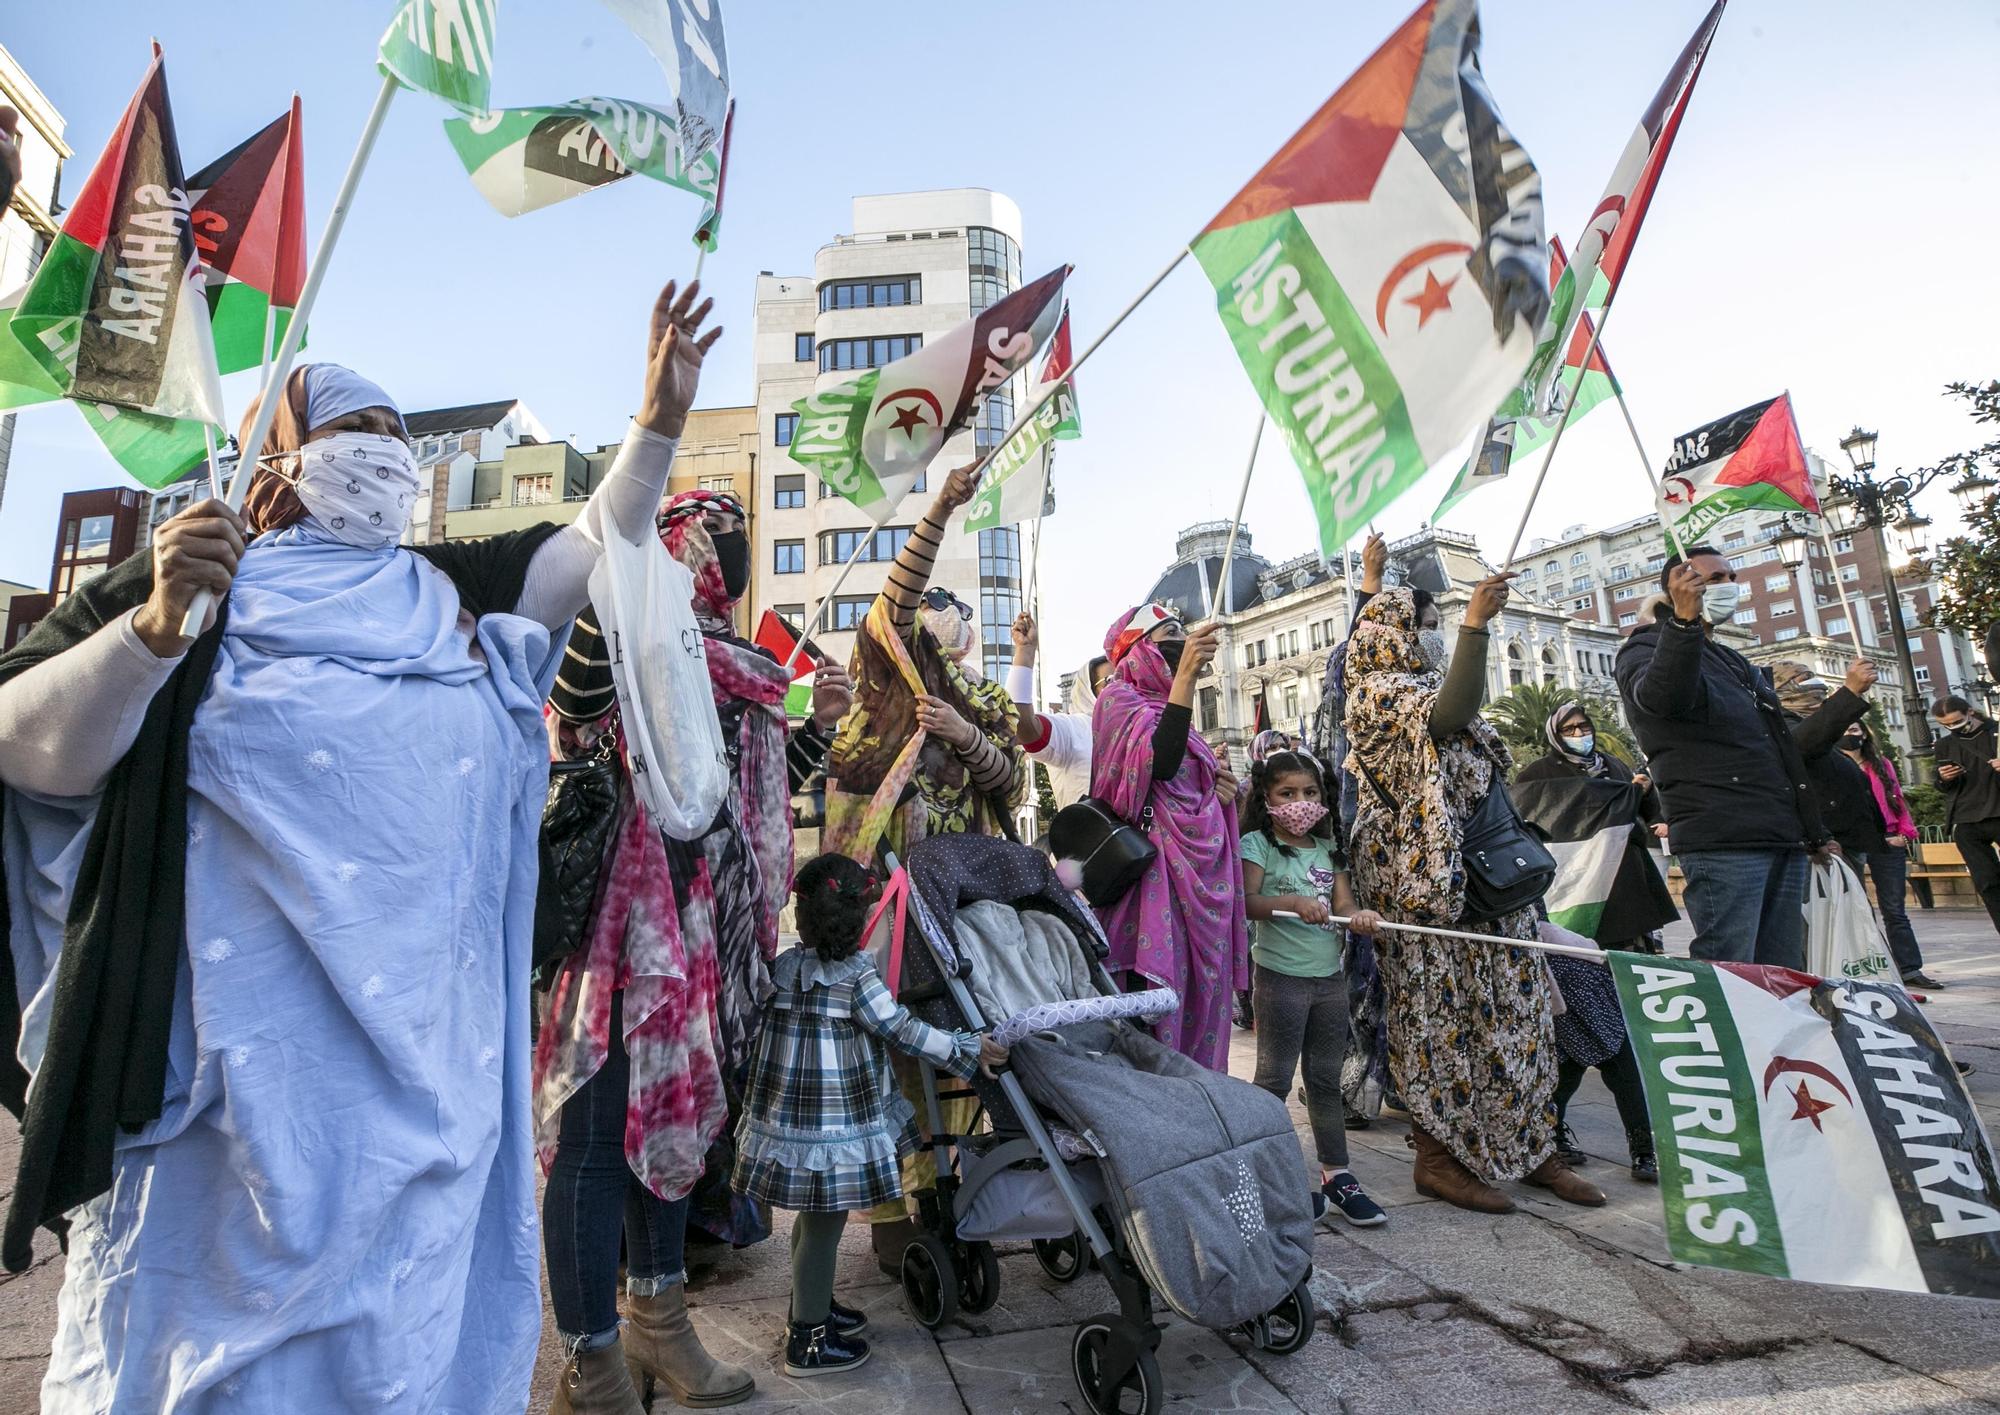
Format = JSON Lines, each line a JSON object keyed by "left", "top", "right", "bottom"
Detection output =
{"left": 1726, "top": 555, "right": 1746, "bottom": 570}
{"left": 829, "top": 595, "right": 873, "bottom": 630}
{"left": 1840, "top": 564, "right": 1860, "bottom": 583}
{"left": 1310, "top": 622, "right": 1322, "bottom": 651}
{"left": 1825, "top": 617, "right": 1848, "bottom": 637}
{"left": 1774, "top": 627, "right": 1801, "bottom": 642}
{"left": 1244, "top": 641, "right": 1267, "bottom": 668}
{"left": 773, "top": 474, "right": 805, "bottom": 510}
{"left": 1914, "top": 665, "right": 1932, "bottom": 685}
{"left": 514, "top": 474, "right": 554, "bottom": 506}
{"left": 774, "top": 540, "right": 805, "bottom": 574}
{"left": 978, "top": 526, "right": 1024, "bottom": 680}
{"left": 1733, "top": 608, "right": 1757, "bottom": 625}
{"left": 972, "top": 386, "right": 1015, "bottom": 453}
{"left": 818, "top": 334, "right": 922, "bottom": 372}
{"left": 1544, "top": 560, "right": 1561, "bottom": 576}
{"left": 965, "top": 225, "right": 1021, "bottom": 310}
{"left": 818, "top": 276, "right": 922, "bottom": 311}
{"left": 1570, "top": 551, "right": 1588, "bottom": 566}
{"left": 1198, "top": 685, "right": 1219, "bottom": 730}
{"left": 1722, "top": 531, "right": 1745, "bottom": 548}
{"left": 1571, "top": 577, "right": 1592, "bottom": 591}
{"left": 794, "top": 332, "right": 814, "bottom": 362}
{"left": 1834, "top": 534, "right": 1853, "bottom": 553}
{"left": 773, "top": 603, "right": 806, "bottom": 630}
{"left": 1770, "top": 600, "right": 1796, "bottom": 617}
{"left": 820, "top": 526, "right": 912, "bottom": 566}
{"left": 1282, "top": 684, "right": 1300, "bottom": 721}
{"left": 1764, "top": 573, "right": 1790, "bottom": 591}
{"left": 1618, "top": 612, "right": 1637, "bottom": 627}
{"left": 774, "top": 412, "right": 799, "bottom": 446}
{"left": 1760, "top": 547, "right": 1783, "bottom": 563}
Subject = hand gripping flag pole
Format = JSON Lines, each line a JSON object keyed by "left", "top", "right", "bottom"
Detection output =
{"left": 179, "top": 74, "right": 400, "bottom": 639}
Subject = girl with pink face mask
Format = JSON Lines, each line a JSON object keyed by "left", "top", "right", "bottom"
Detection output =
{"left": 1238, "top": 751, "right": 1388, "bottom": 1229}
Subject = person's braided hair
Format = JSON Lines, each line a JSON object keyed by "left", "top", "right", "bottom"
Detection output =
{"left": 794, "top": 853, "right": 875, "bottom": 962}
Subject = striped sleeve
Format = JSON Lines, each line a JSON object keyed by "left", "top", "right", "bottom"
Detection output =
{"left": 787, "top": 719, "right": 832, "bottom": 793}
{"left": 851, "top": 969, "right": 962, "bottom": 1066}
{"left": 550, "top": 606, "right": 616, "bottom": 724}
{"left": 884, "top": 507, "right": 949, "bottom": 634}
{"left": 959, "top": 731, "right": 1019, "bottom": 797}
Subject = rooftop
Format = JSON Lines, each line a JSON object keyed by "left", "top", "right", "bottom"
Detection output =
{"left": 403, "top": 399, "right": 520, "bottom": 438}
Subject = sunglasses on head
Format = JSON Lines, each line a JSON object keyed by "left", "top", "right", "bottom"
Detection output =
{"left": 921, "top": 587, "right": 974, "bottom": 621}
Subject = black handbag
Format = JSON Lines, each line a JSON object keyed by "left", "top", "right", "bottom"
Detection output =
{"left": 1049, "top": 797, "right": 1158, "bottom": 908}
{"left": 1357, "top": 743, "right": 1555, "bottom": 924}
{"left": 532, "top": 732, "right": 622, "bottom": 985}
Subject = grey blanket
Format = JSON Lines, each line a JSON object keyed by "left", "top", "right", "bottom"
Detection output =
{"left": 1009, "top": 1020, "right": 1314, "bottom": 1329}
{"left": 957, "top": 899, "right": 1096, "bottom": 1023}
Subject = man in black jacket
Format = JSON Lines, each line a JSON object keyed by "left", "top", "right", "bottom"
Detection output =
{"left": 1933, "top": 695, "right": 2000, "bottom": 934}
{"left": 1616, "top": 549, "right": 1867, "bottom": 968}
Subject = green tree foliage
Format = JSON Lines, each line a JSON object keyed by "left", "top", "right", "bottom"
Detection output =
{"left": 1484, "top": 680, "right": 1639, "bottom": 773}
{"left": 1928, "top": 379, "right": 2000, "bottom": 635}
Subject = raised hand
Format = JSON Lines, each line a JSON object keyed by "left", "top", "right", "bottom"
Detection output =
{"left": 1666, "top": 562, "right": 1706, "bottom": 623}
{"left": 1360, "top": 531, "right": 1388, "bottom": 592}
{"left": 1011, "top": 611, "right": 1038, "bottom": 660}
{"left": 638, "top": 279, "right": 722, "bottom": 439}
{"left": 1463, "top": 572, "right": 1517, "bottom": 630}
{"left": 935, "top": 464, "right": 980, "bottom": 516}
{"left": 1843, "top": 658, "right": 1879, "bottom": 696}
{"left": 134, "top": 499, "right": 246, "bottom": 656}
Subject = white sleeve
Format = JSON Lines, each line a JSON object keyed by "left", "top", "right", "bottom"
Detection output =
{"left": 0, "top": 610, "right": 182, "bottom": 798}
{"left": 1031, "top": 712, "right": 1092, "bottom": 775}
{"left": 513, "top": 422, "right": 679, "bottom": 630}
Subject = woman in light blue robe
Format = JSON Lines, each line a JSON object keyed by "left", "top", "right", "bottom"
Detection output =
{"left": 0, "top": 281, "right": 724, "bottom": 1411}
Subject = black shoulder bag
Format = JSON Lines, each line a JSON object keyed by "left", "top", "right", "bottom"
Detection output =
{"left": 1356, "top": 741, "right": 1555, "bottom": 924}
{"left": 1049, "top": 797, "right": 1158, "bottom": 908}
{"left": 532, "top": 729, "right": 622, "bottom": 986}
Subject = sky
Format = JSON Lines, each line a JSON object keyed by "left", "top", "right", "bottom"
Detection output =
{"left": 4, "top": 1, "right": 1996, "bottom": 673}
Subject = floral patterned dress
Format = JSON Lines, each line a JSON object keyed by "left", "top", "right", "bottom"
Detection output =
{"left": 1343, "top": 589, "right": 1557, "bottom": 1182}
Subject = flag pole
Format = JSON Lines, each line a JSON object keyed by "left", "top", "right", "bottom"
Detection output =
{"left": 1287, "top": 914, "right": 1610, "bottom": 964}
{"left": 965, "top": 249, "right": 1186, "bottom": 488}
{"left": 178, "top": 73, "right": 400, "bottom": 638}
{"left": 202, "top": 427, "right": 224, "bottom": 500}
{"left": 1813, "top": 518, "right": 1869, "bottom": 661}
{"left": 1501, "top": 302, "right": 1621, "bottom": 566}
{"left": 783, "top": 531, "right": 873, "bottom": 670}
{"left": 1214, "top": 410, "right": 1265, "bottom": 768}
{"left": 1603, "top": 377, "right": 1688, "bottom": 563}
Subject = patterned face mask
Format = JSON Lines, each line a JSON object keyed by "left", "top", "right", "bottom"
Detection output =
{"left": 1269, "top": 799, "right": 1329, "bottom": 836}
{"left": 275, "top": 431, "right": 421, "bottom": 549}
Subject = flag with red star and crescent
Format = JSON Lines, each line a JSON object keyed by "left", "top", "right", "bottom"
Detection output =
{"left": 1608, "top": 954, "right": 2000, "bottom": 1298}
{"left": 1190, "top": 0, "right": 1548, "bottom": 560}
{"left": 785, "top": 266, "right": 1068, "bottom": 525}
{"left": 1657, "top": 393, "right": 1819, "bottom": 547}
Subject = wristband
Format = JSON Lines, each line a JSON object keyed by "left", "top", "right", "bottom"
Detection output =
{"left": 1006, "top": 664, "right": 1036, "bottom": 704}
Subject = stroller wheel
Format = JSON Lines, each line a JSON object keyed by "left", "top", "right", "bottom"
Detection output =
{"left": 1252, "top": 1279, "right": 1317, "bottom": 1355}
{"left": 1072, "top": 1318, "right": 1162, "bottom": 1415}
{"left": 1033, "top": 1232, "right": 1089, "bottom": 1284}
{"left": 957, "top": 1239, "right": 1001, "bottom": 1313}
{"left": 901, "top": 1232, "right": 959, "bottom": 1329}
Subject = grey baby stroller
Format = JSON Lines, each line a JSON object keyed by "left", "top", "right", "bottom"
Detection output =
{"left": 870, "top": 834, "right": 1319, "bottom": 1415}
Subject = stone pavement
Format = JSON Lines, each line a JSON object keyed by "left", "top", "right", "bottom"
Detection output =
{"left": 3, "top": 909, "right": 1997, "bottom": 1412}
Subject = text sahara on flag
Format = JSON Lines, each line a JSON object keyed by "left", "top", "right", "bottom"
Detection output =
{"left": 1191, "top": 0, "right": 1548, "bottom": 562}
{"left": 1658, "top": 393, "right": 1819, "bottom": 547}
{"left": 964, "top": 305, "right": 1081, "bottom": 536}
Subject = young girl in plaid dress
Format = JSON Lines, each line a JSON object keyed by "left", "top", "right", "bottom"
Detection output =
{"left": 733, "top": 854, "right": 1004, "bottom": 1377}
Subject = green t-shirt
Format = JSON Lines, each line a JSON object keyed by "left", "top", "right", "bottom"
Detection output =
{"left": 1240, "top": 831, "right": 1346, "bottom": 978}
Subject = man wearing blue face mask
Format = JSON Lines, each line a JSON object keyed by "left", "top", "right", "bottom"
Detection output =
{"left": 1615, "top": 547, "right": 1866, "bottom": 968}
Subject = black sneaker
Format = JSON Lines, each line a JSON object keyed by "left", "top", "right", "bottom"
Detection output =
{"left": 784, "top": 1320, "right": 870, "bottom": 1378}
{"left": 1323, "top": 1173, "right": 1387, "bottom": 1227}
{"left": 1555, "top": 1122, "right": 1589, "bottom": 1167}
{"left": 1903, "top": 970, "right": 1945, "bottom": 989}
{"left": 829, "top": 1298, "right": 869, "bottom": 1338}
{"left": 1627, "top": 1128, "right": 1658, "bottom": 1184}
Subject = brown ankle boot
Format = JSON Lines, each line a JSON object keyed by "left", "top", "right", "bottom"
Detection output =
{"left": 1525, "top": 1154, "right": 1607, "bottom": 1207}
{"left": 551, "top": 1339, "right": 646, "bottom": 1415}
{"left": 1410, "top": 1127, "right": 1515, "bottom": 1214}
{"left": 624, "top": 1284, "right": 755, "bottom": 1409}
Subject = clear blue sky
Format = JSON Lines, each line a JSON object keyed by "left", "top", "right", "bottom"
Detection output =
{"left": 5, "top": 1, "right": 1996, "bottom": 672}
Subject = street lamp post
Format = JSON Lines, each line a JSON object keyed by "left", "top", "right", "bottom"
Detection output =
{"left": 1831, "top": 425, "right": 1952, "bottom": 773}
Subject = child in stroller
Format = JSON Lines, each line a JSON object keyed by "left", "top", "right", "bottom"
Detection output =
{"left": 874, "top": 833, "right": 1321, "bottom": 1415}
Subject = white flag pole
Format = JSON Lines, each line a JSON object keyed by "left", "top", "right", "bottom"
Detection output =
{"left": 201, "top": 427, "right": 224, "bottom": 500}
{"left": 178, "top": 73, "right": 400, "bottom": 639}
{"left": 1813, "top": 518, "right": 1870, "bottom": 661}
{"left": 1501, "top": 301, "right": 1621, "bottom": 566}
{"left": 1214, "top": 411, "right": 1265, "bottom": 766}
{"left": 1273, "top": 912, "right": 1611, "bottom": 964}
{"left": 783, "top": 531, "right": 873, "bottom": 671}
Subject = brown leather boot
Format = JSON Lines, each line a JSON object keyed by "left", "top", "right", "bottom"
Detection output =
{"left": 1525, "top": 1154, "right": 1607, "bottom": 1207}
{"left": 1410, "top": 1127, "right": 1515, "bottom": 1214}
{"left": 623, "top": 1285, "right": 755, "bottom": 1409}
{"left": 551, "top": 1340, "right": 646, "bottom": 1415}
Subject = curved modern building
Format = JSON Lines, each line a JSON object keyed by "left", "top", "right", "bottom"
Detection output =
{"left": 752, "top": 189, "right": 1030, "bottom": 678}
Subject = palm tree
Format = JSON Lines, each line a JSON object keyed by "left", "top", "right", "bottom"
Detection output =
{"left": 1484, "top": 680, "right": 1640, "bottom": 773}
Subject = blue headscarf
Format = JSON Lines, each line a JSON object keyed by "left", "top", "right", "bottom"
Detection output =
{"left": 301, "top": 363, "right": 402, "bottom": 433}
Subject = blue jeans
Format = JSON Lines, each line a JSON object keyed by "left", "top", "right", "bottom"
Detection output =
{"left": 1851, "top": 848, "right": 1923, "bottom": 976}
{"left": 544, "top": 991, "right": 689, "bottom": 1349}
{"left": 1679, "top": 849, "right": 1808, "bottom": 969}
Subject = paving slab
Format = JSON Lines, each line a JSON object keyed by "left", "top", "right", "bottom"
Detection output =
{"left": 944, "top": 1318, "right": 1297, "bottom": 1414}
{"left": 1622, "top": 1337, "right": 1997, "bottom": 1413}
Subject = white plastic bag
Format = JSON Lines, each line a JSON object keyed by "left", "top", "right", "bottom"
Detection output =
{"left": 1804, "top": 857, "right": 1895, "bottom": 984}
{"left": 587, "top": 524, "right": 729, "bottom": 840}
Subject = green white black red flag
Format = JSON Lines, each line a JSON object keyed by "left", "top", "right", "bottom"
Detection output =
{"left": 1610, "top": 956, "right": 1999, "bottom": 1297}
{"left": 1191, "top": 0, "right": 1548, "bottom": 560}
{"left": 1658, "top": 394, "right": 1819, "bottom": 547}
{"left": 964, "top": 305, "right": 1080, "bottom": 535}
{"left": 787, "top": 267, "right": 1069, "bottom": 525}
{"left": 188, "top": 98, "right": 308, "bottom": 373}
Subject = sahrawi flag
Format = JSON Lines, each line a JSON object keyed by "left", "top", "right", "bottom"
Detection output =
{"left": 188, "top": 97, "right": 308, "bottom": 374}
{"left": 964, "top": 304, "right": 1081, "bottom": 536}
{"left": 1434, "top": 238, "right": 1619, "bottom": 518}
{"left": 1659, "top": 393, "right": 1819, "bottom": 547}
{"left": 1610, "top": 956, "right": 2000, "bottom": 1297}
{"left": 379, "top": 0, "right": 499, "bottom": 114}
{"left": 1192, "top": 0, "right": 1548, "bottom": 561}
{"left": 3, "top": 46, "right": 224, "bottom": 487}
{"left": 1509, "top": 764, "right": 1636, "bottom": 937}
{"left": 788, "top": 267, "right": 1069, "bottom": 524}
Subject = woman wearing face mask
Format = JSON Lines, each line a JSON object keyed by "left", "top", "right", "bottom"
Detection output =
{"left": 820, "top": 464, "right": 1024, "bottom": 1274}
{"left": 1345, "top": 579, "right": 1603, "bottom": 1214}
{"left": 0, "top": 282, "right": 720, "bottom": 1411}
{"left": 1835, "top": 722, "right": 1933, "bottom": 987}
{"left": 535, "top": 488, "right": 854, "bottom": 1409}
{"left": 1088, "top": 605, "right": 1248, "bottom": 1071}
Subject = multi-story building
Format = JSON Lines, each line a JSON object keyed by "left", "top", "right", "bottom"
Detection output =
{"left": 751, "top": 190, "right": 1030, "bottom": 678}
{"left": 4, "top": 486, "right": 148, "bottom": 646}
{"left": 0, "top": 43, "right": 71, "bottom": 514}
{"left": 1145, "top": 522, "right": 1631, "bottom": 765}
